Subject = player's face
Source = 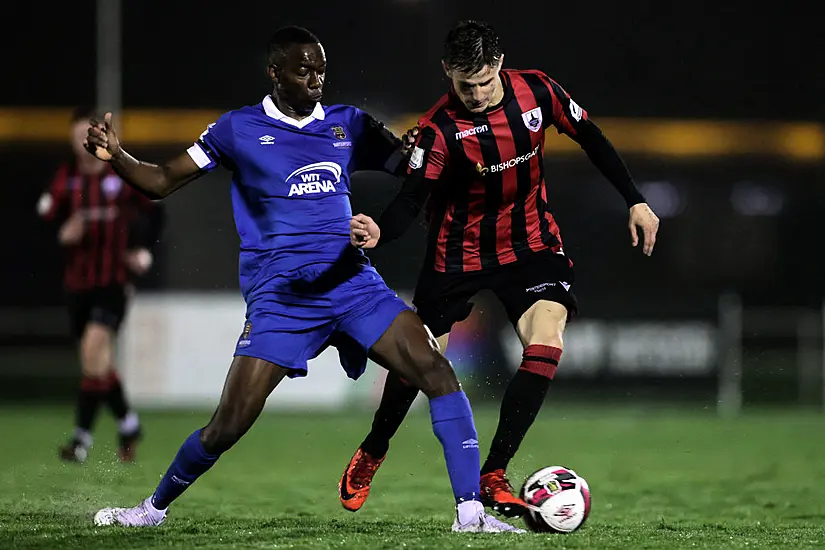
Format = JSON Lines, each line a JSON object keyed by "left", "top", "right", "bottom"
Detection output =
{"left": 271, "top": 42, "right": 327, "bottom": 114}
{"left": 446, "top": 59, "right": 504, "bottom": 113}
{"left": 70, "top": 120, "right": 90, "bottom": 157}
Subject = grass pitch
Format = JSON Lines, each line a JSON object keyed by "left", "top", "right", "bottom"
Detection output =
{"left": 1, "top": 405, "right": 824, "bottom": 549}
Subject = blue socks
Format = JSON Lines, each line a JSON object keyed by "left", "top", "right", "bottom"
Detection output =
{"left": 149, "top": 396, "right": 480, "bottom": 509}
{"left": 151, "top": 430, "right": 219, "bottom": 510}
{"left": 429, "top": 391, "right": 481, "bottom": 503}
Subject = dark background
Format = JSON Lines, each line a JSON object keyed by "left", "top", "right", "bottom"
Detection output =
{"left": 2, "top": 0, "right": 822, "bottom": 406}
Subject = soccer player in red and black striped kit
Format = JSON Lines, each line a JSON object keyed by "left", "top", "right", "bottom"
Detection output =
{"left": 37, "top": 107, "right": 163, "bottom": 464}
{"left": 339, "top": 20, "right": 660, "bottom": 516}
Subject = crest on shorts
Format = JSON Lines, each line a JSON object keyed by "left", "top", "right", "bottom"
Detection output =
{"left": 332, "top": 125, "right": 347, "bottom": 140}
{"left": 522, "top": 107, "right": 543, "bottom": 133}
{"left": 238, "top": 322, "right": 252, "bottom": 347}
{"left": 101, "top": 175, "right": 123, "bottom": 198}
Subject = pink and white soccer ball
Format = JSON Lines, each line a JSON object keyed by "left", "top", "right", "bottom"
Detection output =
{"left": 519, "top": 466, "right": 591, "bottom": 533}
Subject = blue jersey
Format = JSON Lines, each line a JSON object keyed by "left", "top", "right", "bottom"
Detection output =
{"left": 187, "top": 95, "right": 402, "bottom": 297}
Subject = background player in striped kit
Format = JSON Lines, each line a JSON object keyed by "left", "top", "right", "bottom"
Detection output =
{"left": 37, "top": 107, "right": 163, "bottom": 463}
{"left": 341, "top": 20, "right": 660, "bottom": 517}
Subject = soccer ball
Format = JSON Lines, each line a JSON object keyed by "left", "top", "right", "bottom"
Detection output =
{"left": 519, "top": 466, "right": 591, "bottom": 533}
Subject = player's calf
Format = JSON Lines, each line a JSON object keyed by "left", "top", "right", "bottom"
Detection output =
{"left": 478, "top": 300, "right": 566, "bottom": 517}
{"left": 94, "top": 357, "right": 285, "bottom": 526}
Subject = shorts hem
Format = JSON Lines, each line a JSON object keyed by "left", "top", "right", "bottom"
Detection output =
{"left": 232, "top": 351, "right": 308, "bottom": 378}
{"left": 355, "top": 300, "right": 412, "bottom": 351}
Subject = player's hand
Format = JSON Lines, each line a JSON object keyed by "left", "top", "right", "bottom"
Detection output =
{"left": 58, "top": 212, "right": 85, "bottom": 245}
{"left": 400, "top": 126, "right": 420, "bottom": 154}
{"left": 125, "top": 248, "right": 153, "bottom": 275}
{"left": 85, "top": 112, "right": 121, "bottom": 162}
{"left": 350, "top": 214, "right": 380, "bottom": 249}
{"left": 628, "top": 203, "right": 659, "bottom": 256}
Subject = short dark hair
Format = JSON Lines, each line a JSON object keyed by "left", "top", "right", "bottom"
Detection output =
{"left": 443, "top": 20, "right": 502, "bottom": 74}
{"left": 267, "top": 26, "right": 320, "bottom": 66}
{"left": 71, "top": 105, "right": 99, "bottom": 123}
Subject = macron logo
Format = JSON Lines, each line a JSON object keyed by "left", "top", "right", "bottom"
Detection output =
{"left": 286, "top": 161, "right": 342, "bottom": 197}
{"left": 462, "top": 438, "right": 479, "bottom": 449}
{"left": 455, "top": 125, "right": 488, "bottom": 141}
{"left": 259, "top": 135, "right": 275, "bottom": 145}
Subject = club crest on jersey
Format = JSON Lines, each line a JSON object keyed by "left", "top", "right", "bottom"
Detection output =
{"left": 522, "top": 107, "right": 543, "bottom": 132}
{"left": 286, "top": 161, "right": 342, "bottom": 197}
{"left": 101, "top": 175, "right": 122, "bottom": 197}
{"left": 331, "top": 126, "right": 347, "bottom": 140}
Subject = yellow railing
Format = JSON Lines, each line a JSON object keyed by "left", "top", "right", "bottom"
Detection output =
{"left": 2, "top": 108, "right": 822, "bottom": 162}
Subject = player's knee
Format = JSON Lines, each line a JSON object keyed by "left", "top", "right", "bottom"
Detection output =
{"left": 518, "top": 301, "right": 566, "bottom": 349}
{"left": 80, "top": 324, "right": 113, "bottom": 376}
{"left": 413, "top": 350, "right": 459, "bottom": 398}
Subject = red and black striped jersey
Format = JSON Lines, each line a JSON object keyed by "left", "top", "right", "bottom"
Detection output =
{"left": 408, "top": 69, "right": 588, "bottom": 274}
{"left": 37, "top": 162, "right": 160, "bottom": 291}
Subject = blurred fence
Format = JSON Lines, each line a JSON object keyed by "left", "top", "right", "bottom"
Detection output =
{"left": 1, "top": 137, "right": 823, "bottom": 411}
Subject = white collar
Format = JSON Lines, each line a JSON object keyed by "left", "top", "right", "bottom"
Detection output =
{"left": 262, "top": 95, "right": 325, "bottom": 128}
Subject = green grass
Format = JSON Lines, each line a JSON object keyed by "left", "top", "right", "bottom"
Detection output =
{"left": 1, "top": 405, "right": 825, "bottom": 549}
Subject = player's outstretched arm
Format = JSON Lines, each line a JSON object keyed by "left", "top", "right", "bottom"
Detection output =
{"left": 85, "top": 113, "right": 202, "bottom": 200}
{"left": 537, "top": 73, "right": 660, "bottom": 254}
{"left": 571, "top": 120, "right": 660, "bottom": 255}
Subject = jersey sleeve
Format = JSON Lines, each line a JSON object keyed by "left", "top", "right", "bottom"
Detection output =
{"left": 350, "top": 109, "right": 404, "bottom": 173}
{"left": 36, "top": 164, "right": 71, "bottom": 223}
{"left": 406, "top": 123, "right": 448, "bottom": 181}
{"left": 529, "top": 71, "right": 589, "bottom": 138}
{"left": 372, "top": 124, "right": 448, "bottom": 247}
{"left": 187, "top": 112, "right": 235, "bottom": 172}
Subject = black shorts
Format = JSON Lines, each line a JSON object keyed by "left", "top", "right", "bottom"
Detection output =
{"left": 66, "top": 285, "right": 129, "bottom": 339}
{"left": 412, "top": 250, "right": 578, "bottom": 338}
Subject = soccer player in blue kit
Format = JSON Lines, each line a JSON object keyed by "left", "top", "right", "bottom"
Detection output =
{"left": 86, "top": 27, "right": 522, "bottom": 534}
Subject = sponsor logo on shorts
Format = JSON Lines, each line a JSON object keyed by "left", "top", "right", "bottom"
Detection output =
{"left": 526, "top": 281, "right": 571, "bottom": 293}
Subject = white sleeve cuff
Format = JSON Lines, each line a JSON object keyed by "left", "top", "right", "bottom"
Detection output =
{"left": 187, "top": 143, "right": 212, "bottom": 169}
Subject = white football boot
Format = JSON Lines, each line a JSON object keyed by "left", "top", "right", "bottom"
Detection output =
{"left": 94, "top": 497, "right": 167, "bottom": 527}
{"left": 452, "top": 500, "right": 526, "bottom": 533}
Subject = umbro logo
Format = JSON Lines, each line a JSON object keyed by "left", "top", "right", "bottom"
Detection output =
{"left": 462, "top": 438, "right": 479, "bottom": 449}
{"left": 171, "top": 475, "right": 191, "bottom": 486}
{"left": 259, "top": 135, "right": 275, "bottom": 145}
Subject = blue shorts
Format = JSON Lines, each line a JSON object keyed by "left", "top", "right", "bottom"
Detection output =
{"left": 234, "top": 261, "right": 409, "bottom": 379}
